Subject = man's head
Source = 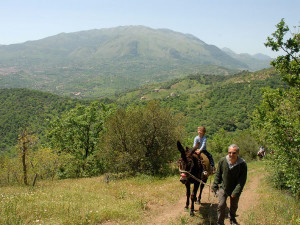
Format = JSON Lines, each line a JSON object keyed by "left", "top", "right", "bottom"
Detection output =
{"left": 197, "top": 126, "right": 206, "bottom": 137}
{"left": 228, "top": 144, "right": 239, "bottom": 163}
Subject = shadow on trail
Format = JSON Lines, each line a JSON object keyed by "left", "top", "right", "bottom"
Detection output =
{"left": 196, "top": 203, "right": 237, "bottom": 225}
{"left": 196, "top": 202, "right": 218, "bottom": 225}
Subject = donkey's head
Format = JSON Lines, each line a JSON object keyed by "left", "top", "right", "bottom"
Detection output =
{"left": 177, "top": 141, "right": 197, "bottom": 184}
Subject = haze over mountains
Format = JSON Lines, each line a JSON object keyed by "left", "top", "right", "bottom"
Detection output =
{"left": 0, "top": 26, "right": 272, "bottom": 98}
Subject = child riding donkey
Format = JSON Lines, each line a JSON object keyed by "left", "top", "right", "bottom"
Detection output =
{"left": 192, "top": 126, "right": 216, "bottom": 176}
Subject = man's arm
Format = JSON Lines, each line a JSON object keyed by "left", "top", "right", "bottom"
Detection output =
{"left": 212, "top": 159, "right": 223, "bottom": 191}
{"left": 232, "top": 162, "right": 247, "bottom": 197}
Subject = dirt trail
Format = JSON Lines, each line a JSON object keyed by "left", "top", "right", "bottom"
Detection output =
{"left": 146, "top": 172, "right": 264, "bottom": 225}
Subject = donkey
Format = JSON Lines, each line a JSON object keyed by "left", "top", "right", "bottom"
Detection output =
{"left": 177, "top": 140, "right": 208, "bottom": 216}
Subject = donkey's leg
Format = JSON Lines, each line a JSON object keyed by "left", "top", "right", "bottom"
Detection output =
{"left": 190, "top": 182, "right": 200, "bottom": 216}
{"left": 185, "top": 183, "right": 190, "bottom": 211}
{"left": 197, "top": 178, "right": 207, "bottom": 204}
{"left": 196, "top": 182, "right": 205, "bottom": 204}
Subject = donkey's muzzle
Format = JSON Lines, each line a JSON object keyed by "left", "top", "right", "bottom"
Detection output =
{"left": 180, "top": 173, "right": 188, "bottom": 184}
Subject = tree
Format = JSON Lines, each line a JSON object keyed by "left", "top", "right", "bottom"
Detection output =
{"left": 101, "top": 101, "right": 184, "bottom": 175}
{"left": 47, "top": 102, "right": 110, "bottom": 177}
{"left": 17, "top": 127, "right": 37, "bottom": 185}
{"left": 265, "top": 18, "right": 300, "bottom": 87}
{"left": 252, "top": 19, "right": 300, "bottom": 197}
{"left": 30, "top": 147, "right": 60, "bottom": 180}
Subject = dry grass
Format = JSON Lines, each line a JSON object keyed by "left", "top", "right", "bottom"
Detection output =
{"left": 244, "top": 161, "right": 300, "bottom": 225}
{"left": 0, "top": 174, "right": 183, "bottom": 224}
{"left": 1, "top": 161, "right": 298, "bottom": 225}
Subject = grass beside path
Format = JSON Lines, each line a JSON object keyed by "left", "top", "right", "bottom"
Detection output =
{"left": 0, "top": 161, "right": 299, "bottom": 224}
{"left": 0, "top": 175, "right": 183, "bottom": 224}
{"left": 244, "top": 160, "right": 300, "bottom": 225}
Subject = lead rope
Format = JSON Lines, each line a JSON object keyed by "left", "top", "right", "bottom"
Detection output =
{"left": 179, "top": 168, "right": 218, "bottom": 223}
{"left": 208, "top": 177, "right": 213, "bottom": 225}
{"left": 179, "top": 169, "right": 211, "bottom": 187}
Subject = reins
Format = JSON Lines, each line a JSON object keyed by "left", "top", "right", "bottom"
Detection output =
{"left": 178, "top": 169, "right": 212, "bottom": 187}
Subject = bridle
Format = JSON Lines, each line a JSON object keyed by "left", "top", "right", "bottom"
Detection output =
{"left": 178, "top": 157, "right": 211, "bottom": 187}
{"left": 178, "top": 158, "right": 194, "bottom": 173}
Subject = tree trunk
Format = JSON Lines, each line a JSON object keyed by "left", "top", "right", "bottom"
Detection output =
{"left": 32, "top": 174, "right": 38, "bottom": 187}
{"left": 22, "top": 142, "right": 28, "bottom": 185}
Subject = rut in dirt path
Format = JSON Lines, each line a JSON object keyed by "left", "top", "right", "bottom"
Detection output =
{"left": 145, "top": 171, "right": 264, "bottom": 225}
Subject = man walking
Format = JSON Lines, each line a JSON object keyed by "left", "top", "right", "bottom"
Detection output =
{"left": 212, "top": 144, "right": 247, "bottom": 225}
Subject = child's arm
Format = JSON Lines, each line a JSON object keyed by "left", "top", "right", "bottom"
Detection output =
{"left": 199, "top": 136, "right": 207, "bottom": 151}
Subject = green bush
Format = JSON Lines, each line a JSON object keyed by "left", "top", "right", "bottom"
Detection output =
{"left": 100, "top": 101, "right": 184, "bottom": 175}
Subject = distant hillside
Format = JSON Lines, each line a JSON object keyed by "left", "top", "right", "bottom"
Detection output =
{"left": 0, "top": 26, "right": 270, "bottom": 98}
{"left": 113, "top": 68, "right": 285, "bottom": 136}
{"left": 0, "top": 89, "right": 86, "bottom": 151}
{"left": 222, "top": 47, "right": 272, "bottom": 71}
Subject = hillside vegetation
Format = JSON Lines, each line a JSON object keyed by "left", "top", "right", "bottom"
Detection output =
{"left": 0, "top": 89, "right": 87, "bottom": 151}
{"left": 0, "top": 68, "right": 285, "bottom": 152}
{"left": 115, "top": 68, "right": 286, "bottom": 136}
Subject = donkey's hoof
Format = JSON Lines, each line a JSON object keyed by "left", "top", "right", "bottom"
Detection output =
{"left": 184, "top": 207, "right": 189, "bottom": 212}
{"left": 190, "top": 210, "right": 195, "bottom": 216}
{"left": 195, "top": 199, "right": 201, "bottom": 205}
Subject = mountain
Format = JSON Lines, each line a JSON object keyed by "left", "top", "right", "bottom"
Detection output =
{"left": 222, "top": 47, "right": 272, "bottom": 71}
{"left": 252, "top": 53, "right": 273, "bottom": 60}
{"left": 0, "top": 26, "right": 270, "bottom": 98}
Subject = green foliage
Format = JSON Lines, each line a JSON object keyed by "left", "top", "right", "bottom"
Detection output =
{"left": 47, "top": 102, "right": 112, "bottom": 177}
{"left": 209, "top": 128, "right": 233, "bottom": 153}
{"left": 208, "top": 129, "right": 259, "bottom": 162}
{"left": 232, "top": 130, "right": 259, "bottom": 161}
{"left": 252, "top": 19, "right": 300, "bottom": 197}
{"left": 252, "top": 87, "right": 300, "bottom": 195}
{"left": 100, "top": 101, "right": 184, "bottom": 175}
{"left": 30, "top": 148, "right": 60, "bottom": 180}
{"left": 265, "top": 18, "right": 300, "bottom": 87}
{"left": 0, "top": 88, "right": 84, "bottom": 151}
{"left": 156, "top": 70, "right": 285, "bottom": 136}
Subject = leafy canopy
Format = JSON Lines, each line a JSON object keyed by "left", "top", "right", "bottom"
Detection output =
{"left": 252, "top": 19, "right": 300, "bottom": 196}
{"left": 47, "top": 102, "right": 111, "bottom": 177}
{"left": 265, "top": 18, "right": 300, "bottom": 87}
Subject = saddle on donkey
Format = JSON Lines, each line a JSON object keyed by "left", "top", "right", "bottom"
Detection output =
{"left": 195, "top": 152, "right": 215, "bottom": 179}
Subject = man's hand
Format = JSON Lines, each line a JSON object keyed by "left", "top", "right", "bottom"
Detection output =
{"left": 195, "top": 149, "right": 201, "bottom": 154}
{"left": 212, "top": 188, "right": 218, "bottom": 197}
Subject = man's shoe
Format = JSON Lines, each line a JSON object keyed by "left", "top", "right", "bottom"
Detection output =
{"left": 230, "top": 217, "right": 238, "bottom": 225}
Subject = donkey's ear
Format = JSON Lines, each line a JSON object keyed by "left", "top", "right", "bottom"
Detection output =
{"left": 177, "top": 141, "right": 185, "bottom": 154}
{"left": 177, "top": 141, "right": 187, "bottom": 160}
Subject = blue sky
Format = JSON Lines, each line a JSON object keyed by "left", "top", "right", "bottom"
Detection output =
{"left": 1, "top": 0, "right": 299, "bottom": 57}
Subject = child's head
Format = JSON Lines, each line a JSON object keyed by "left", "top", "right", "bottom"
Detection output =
{"left": 197, "top": 126, "right": 206, "bottom": 136}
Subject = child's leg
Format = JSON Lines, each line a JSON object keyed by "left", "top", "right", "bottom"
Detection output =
{"left": 203, "top": 151, "right": 215, "bottom": 167}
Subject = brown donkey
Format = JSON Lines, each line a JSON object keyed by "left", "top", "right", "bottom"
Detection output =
{"left": 177, "top": 141, "right": 208, "bottom": 216}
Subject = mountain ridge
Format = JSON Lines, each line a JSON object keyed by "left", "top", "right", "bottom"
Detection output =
{"left": 0, "top": 26, "right": 272, "bottom": 98}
